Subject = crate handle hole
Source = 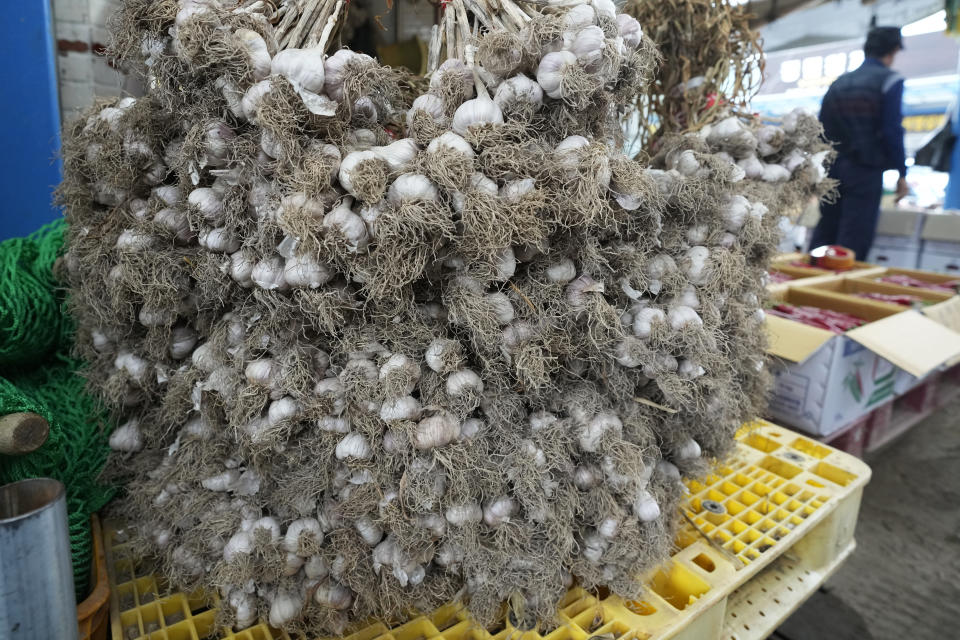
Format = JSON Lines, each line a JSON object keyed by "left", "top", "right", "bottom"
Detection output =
{"left": 691, "top": 553, "right": 715, "bottom": 573}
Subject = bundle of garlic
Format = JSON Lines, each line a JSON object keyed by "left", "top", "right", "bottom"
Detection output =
{"left": 61, "top": 0, "right": 833, "bottom": 634}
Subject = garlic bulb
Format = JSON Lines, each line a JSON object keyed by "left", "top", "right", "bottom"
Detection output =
{"left": 335, "top": 432, "right": 372, "bottom": 460}
{"left": 323, "top": 199, "right": 369, "bottom": 251}
{"left": 444, "top": 503, "right": 483, "bottom": 527}
{"left": 446, "top": 369, "right": 483, "bottom": 397}
{"left": 459, "top": 418, "right": 483, "bottom": 442}
{"left": 252, "top": 256, "right": 288, "bottom": 290}
{"left": 271, "top": 48, "right": 325, "bottom": 94}
{"left": 493, "top": 246, "right": 517, "bottom": 281}
{"left": 153, "top": 208, "right": 191, "bottom": 242}
{"left": 324, "top": 49, "right": 366, "bottom": 101}
{"left": 571, "top": 26, "right": 605, "bottom": 67}
{"left": 372, "top": 138, "right": 420, "bottom": 172}
{"left": 425, "top": 338, "right": 462, "bottom": 373}
{"left": 229, "top": 589, "right": 257, "bottom": 629}
{"left": 483, "top": 496, "right": 517, "bottom": 527}
{"left": 452, "top": 95, "right": 504, "bottom": 136}
{"left": 426, "top": 132, "right": 475, "bottom": 158}
{"left": 284, "top": 253, "right": 333, "bottom": 289}
{"left": 686, "top": 246, "right": 711, "bottom": 285}
{"left": 224, "top": 530, "right": 254, "bottom": 562}
{"left": 633, "top": 490, "right": 661, "bottom": 522}
{"left": 355, "top": 516, "right": 383, "bottom": 546}
{"left": 429, "top": 59, "right": 475, "bottom": 99}
{"left": 579, "top": 412, "right": 622, "bottom": 452}
{"left": 267, "top": 396, "right": 299, "bottom": 425}
{"left": 314, "top": 580, "right": 353, "bottom": 609}
{"left": 668, "top": 305, "right": 703, "bottom": 330}
{"left": 566, "top": 274, "right": 605, "bottom": 310}
{"left": 537, "top": 51, "right": 577, "bottom": 99}
{"left": 169, "top": 326, "right": 197, "bottom": 360}
{"left": 408, "top": 94, "right": 448, "bottom": 128}
{"left": 546, "top": 259, "right": 577, "bottom": 283}
{"left": 109, "top": 418, "right": 143, "bottom": 452}
{"left": 493, "top": 74, "right": 544, "bottom": 111}
{"left": 199, "top": 227, "right": 240, "bottom": 253}
{"left": 617, "top": 14, "right": 643, "bottom": 49}
{"left": 486, "top": 293, "right": 515, "bottom": 325}
{"left": 235, "top": 29, "right": 271, "bottom": 81}
{"left": 202, "top": 469, "right": 240, "bottom": 492}
{"left": 314, "top": 377, "right": 346, "bottom": 415}
{"left": 501, "top": 178, "right": 535, "bottom": 203}
{"left": 379, "top": 396, "right": 422, "bottom": 422}
{"left": 188, "top": 188, "right": 223, "bottom": 221}
{"left": 269, "top": 589, "right": 304, "bottom": 628}
{"left": 677, "top": 438, "right": 702, "bottom": 459}
{"left": 633, "top": 307, "right": 666, "bottom": 339}
{"left": 241, "top": 79, "right": 273, "bottom": 121}
{"left": 388, "top": 173, "right": 439, "bottom": 203}
{"left": 415, "top": 413, "right": 461, "bottom": 449}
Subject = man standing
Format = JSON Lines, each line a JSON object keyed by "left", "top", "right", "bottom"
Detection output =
{"left": 809, "top": 26, "right": 909, "bottom": 259}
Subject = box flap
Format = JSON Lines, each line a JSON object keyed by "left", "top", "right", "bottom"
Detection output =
{"left": 846, "top": 310, "right": 960, "bottom": 377}
{"left": 876, "top": 208, "right": 923, "bottom": 237}
{"left": 922, "top": 296, "right": 960, "bottom": 333}
{"left": 921, "top": 213, "right": 960, "bottom": 242}
{"left": 765, "top": 314, "right": 834, "bottom": 363}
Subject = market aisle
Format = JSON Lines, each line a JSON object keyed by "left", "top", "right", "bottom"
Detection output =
{"left": 776, "top": 394, "right": 960, "bottom": 640}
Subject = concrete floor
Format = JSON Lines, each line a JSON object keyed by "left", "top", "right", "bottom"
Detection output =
{"left": 775, "top": 394, "right": 960, "bottom": 640}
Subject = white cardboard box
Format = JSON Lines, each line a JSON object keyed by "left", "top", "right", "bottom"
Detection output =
{"left": 866, "top": 245, "right": 920, "bottom": 269}
{"left": 765, "top": 290, "right": 960, "bottom": 436}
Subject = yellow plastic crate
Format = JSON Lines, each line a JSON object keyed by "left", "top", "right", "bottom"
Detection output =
{"left": 105, "top": 420, "right": 870, "bottom": 640}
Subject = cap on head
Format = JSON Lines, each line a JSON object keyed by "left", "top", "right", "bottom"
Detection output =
{"left": 864, "top": 26, "right": 904, "bottom": 58}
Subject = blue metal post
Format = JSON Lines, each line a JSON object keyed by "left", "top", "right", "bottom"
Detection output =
{"left": 946, "top": 85, "right": 960, "bottom": 209}
{"left": 0, "top": 1, "right": 62, "bottom": 240}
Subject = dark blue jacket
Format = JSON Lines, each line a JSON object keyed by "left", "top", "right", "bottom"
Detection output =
{"left": 819, "top": 58, "right": 907, "bottom": 176}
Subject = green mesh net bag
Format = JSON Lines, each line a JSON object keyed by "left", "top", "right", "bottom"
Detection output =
{"left": 0, "top": 220, "right": 115, "bottom": 598}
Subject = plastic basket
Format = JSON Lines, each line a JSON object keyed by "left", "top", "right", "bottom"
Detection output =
{"left": 105, "top": 420, "right": 870, "bottom": 640}
{"left": 79, "top": 514, "right": 110, "bottom": 640}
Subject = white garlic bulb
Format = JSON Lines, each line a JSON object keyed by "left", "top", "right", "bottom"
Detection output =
{"left": 415, "top": 413, "right": 461, "bottom": 450}
{"left": 546, "top": 259, "right": 577, "bottom": 283}
{"left": 234, "top": 29, "right": 271, "bottom": 81}
{"left": 486, "top": 292, "right": 515, "bottom": 325}
{"left": 407, "top": 93, "right": 448, "bottom": 128}
{"left": 268, "top": 589, "right": 304, "bottom": 628}
{"left": 537, "top": 51, "right": 577, "bottom": 99}
{"left": 199, "top": 227, "right": 240, "bottom": 253}
{"left": 388, "top": 173, "right": 440, "bottom": 203}
{"left": 493, "top": 74, "right": 544, "bottom": 111}
{"left": 379, "top": 396, "right": 422, "bottom": 422}
{"left": 483, "top": 496, "right": 517, "bottom": 527}
{"left": 571, "top": 26, "right": 605, "bottom": 67}
{"left": 372, "top": 138, "right": 420, "bottom": 172}
{"left": 252, "top": 256, "right": 288, "bottom": 291}
{"left": 109, "top": 418, "right": 143, "bottom": 452}
{"left": 452, "top": 95, "right": 504, "bottom": 136}
{"left": 335, "top": 432, "right": 372, "bottom": 460}
{"left": 426, "top": 132, "right": 475, "bottom": 158}
{"left": 446, "top": 369, "right": 483, "bottom": 397}
{"left": 425, "top": 338, "right": 462, "bottom": 373}
{"left": 444, "top": 503, "right": 483, "bottom": 527}
{"left": 355, "top": 515, "right": 383, "bottom": 546}
{"left": 284, "top": 253, "right": 333, "bottom": 289}
{"left": 323, "top": 199, "right": 369, "bottom": 251}
{"left": 617, "top": 14, "right": 643, "bottom": 49}
{"left": 271, "top": 48, "right": 326, "bottom": 94}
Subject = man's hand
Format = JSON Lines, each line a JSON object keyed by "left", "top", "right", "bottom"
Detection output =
{"left": 895, "top": 176, "right": 909, "bottom": 202}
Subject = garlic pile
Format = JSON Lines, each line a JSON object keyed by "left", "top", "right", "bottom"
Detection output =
{"left": 61, "top": 0, "right": 833, "bottom": 634}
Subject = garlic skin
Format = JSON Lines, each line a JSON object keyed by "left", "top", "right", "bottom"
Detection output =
{"left": 355, "top": 515, "right": 383, "bottom": 546}
{"left": 268, "top": 589, "right": 304, "bottom": 628}
{"left": 229, "top": 589, "right": 257, "bottom": 629}
{"left": 425, "top": 338, "right": 462, "bottom": 374}
{"left": 252, "top": 256, "right": 288, "bottom": 291}
{"left": 199, "top": 227, "right": 240, "bottom": 253}
{"left": 314, "top": 581, "right": 353, "bottom": 609}
{"left": 617, "top": 14, "right": 643, "bottom": 49}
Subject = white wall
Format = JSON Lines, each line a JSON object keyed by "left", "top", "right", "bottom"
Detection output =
{"left": 52, "top": 0, "right": 143, "bottom": 122}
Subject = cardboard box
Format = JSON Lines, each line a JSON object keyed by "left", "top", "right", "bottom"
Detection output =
{"left": 919, "top": 250, "right": 960, "bottom": 275}
{"left": 795, "top": 277, "right": 952, "bottom": 313}
{"left": 875, "top": 208, "right": 925, "bottom": 244}
{"left": 765, "top": 288, "right": 960, "bottom": 436}
{"left": 859, "top": 266, "right": 960, "bottom": 288}
{"left": 866, "top": 245, "right": 920, "bottom": 269}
